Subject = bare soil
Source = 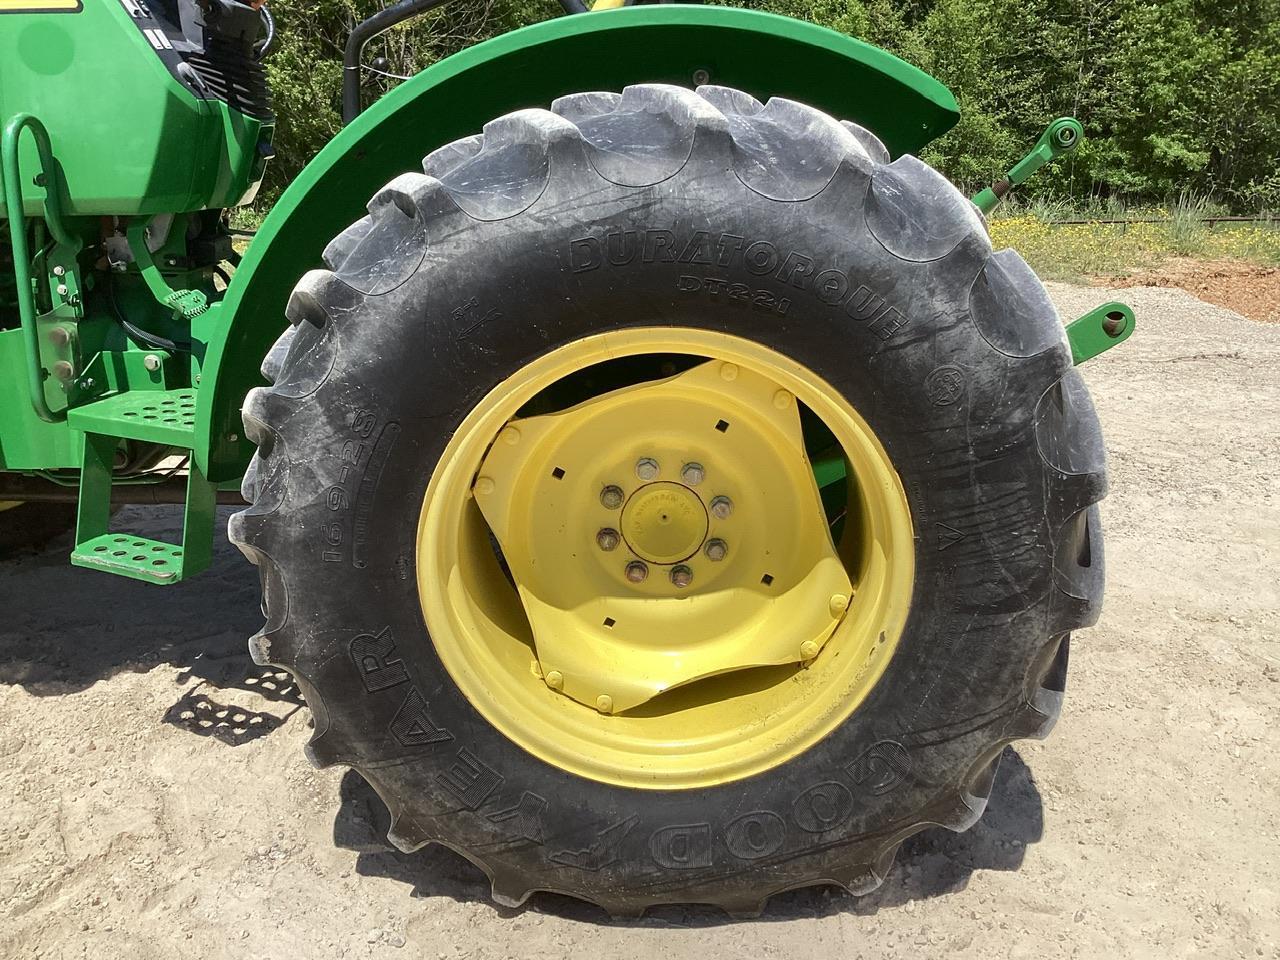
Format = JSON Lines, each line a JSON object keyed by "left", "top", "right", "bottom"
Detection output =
{"left": 1, "top": 284, "right": 1278, "bottom": 960}
{"left": 1104, "top": 258, "right": 1280, "bottom": 323}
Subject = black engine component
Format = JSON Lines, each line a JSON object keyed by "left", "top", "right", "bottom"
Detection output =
{"left": 122, "top": 0, "right": 273, "bottom": 121}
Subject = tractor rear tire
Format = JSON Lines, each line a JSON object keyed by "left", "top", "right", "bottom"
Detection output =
{"left": 230, "top": 84, "right": 1106, "bottom": 916}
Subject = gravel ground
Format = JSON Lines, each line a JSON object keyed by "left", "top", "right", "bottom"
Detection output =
{"left": 1, "top": 283, "right": 1277, "bottom": 959}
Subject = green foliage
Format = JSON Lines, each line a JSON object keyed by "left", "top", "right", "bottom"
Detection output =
{"left": 258, "top": 0, "right": 1279, "bottom": 212}
{"left": 257, "top": 0, "right": 558, "bottom": 202}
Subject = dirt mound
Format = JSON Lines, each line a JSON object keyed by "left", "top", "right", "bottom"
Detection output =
{"left": 1104, "top": 258, "right": 1280, "bottom": 323}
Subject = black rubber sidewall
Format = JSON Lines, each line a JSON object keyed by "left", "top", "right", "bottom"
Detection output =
{"left": 271, "top": 173, "right": 1077, "bottom": 899}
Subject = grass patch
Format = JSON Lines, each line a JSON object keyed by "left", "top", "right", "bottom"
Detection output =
{"left": 989, "top": 197, "right": 1280, "bottom": 281}
{"left": 229, "top": 205, "right": 268, "bottom": 232}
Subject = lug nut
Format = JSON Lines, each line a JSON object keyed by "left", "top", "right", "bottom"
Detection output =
{"left": 670, "top": 564, "right": 693, "bottom": 589}
{"left": 709, "top": 495, "right": 734, "bottom": 520}
{"left": 635, "top": 457, "right": 660, "bottom": 481}
{"left": 545, "top": 670, "right": 564, "bottom": 690}
{"left": 600, "top": 485, "right": 624, "bottom": 509}
{"left": 596, "top": 694, "right": 614, "bottom": 714}
{"left": 625, "top": 561, "right": 649, "bottom": 583}
{"left": 681, "top": 462, "right": 705, "bottom": 486}
{"left": 704, "top": 538, "right": 728, "bottom": 561}
{"left": 800, "top": 640, "right": 819, "bottom": 660}
{"left": 596, "top": 528, "right": 620, "bottom": 552}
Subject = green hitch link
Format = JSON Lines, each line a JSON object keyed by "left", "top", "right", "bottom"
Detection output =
{"left": 1066, "top": 301, "right": 1135, "bottom": 365}
{"left": 971, "top": 117, "right": 1084, "bottom": 215}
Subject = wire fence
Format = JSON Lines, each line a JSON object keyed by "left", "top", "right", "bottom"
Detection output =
{"left": 1045, "top": 215, "right": 1279, "bottom": 228}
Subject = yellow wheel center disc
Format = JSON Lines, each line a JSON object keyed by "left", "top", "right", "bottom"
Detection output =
{"left": 470, "top": 359, "right": 855, "bottom": 713}
{"left": 621, "top": 482, "right": 707, "bottom": 564}
{"left": 416, "top": 330, "right": 914, "bottom": 789}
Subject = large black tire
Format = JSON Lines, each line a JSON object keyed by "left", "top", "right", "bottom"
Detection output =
{"left": 230, "top": 85, "right": 1106, "bottom": 916}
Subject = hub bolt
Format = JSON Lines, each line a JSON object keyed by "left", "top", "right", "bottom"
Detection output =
{"left": 635, "top": 457, "right": 660, "bottom": 481}
{"left": 670, "top": 564, "right": 693, "bottom": 589}
{"left": 625, "top": 561, "right": 649, "bottom": 583}
{"left": 600, "top": 484, "right": 625, "bottom": 509}
{"left": 704, "top": 538, "right": 728, "bottom": 561}
{"left": 681, "top": 462, "right": 705, "bottom": 486}
{"left": 709, "top": 495, "right": 734, "bottom": 520}
{"left": 596, "top": 528, "right": 620, "bottom": 552}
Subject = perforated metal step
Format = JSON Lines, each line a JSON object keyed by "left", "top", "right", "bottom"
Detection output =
{"left": 67, "top": 389, "right": 197, "bottom": 445}
{"left": 71, "top": 532, "right": 187, "bottom": 584}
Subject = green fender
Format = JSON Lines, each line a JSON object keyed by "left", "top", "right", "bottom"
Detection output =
{"left": 197, "top": 5, "right": 959, "bottom": 481}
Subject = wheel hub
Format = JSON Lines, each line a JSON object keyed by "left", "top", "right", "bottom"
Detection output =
{"left": 620, "top": 482, "right": 707, "bottom": 564}
{"left": 473, "top": 360, "right": 854, "bottom": 713}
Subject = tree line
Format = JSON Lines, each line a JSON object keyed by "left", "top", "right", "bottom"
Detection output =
{"left": 258, "top": 0, "right": 1279, "bottom": 211}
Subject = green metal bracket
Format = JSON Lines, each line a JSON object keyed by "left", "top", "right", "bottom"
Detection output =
{"left": 1066, "top": 301, "right": 1135, "bottom": 365}
{"left": 811, "top": 450, "right": 847, "bottom": 489}
{"left": 972, "top": 117, "right": 1085, "bottom": 215}
{"left": 2, "top": 112, "right": 82, "bottom": 423}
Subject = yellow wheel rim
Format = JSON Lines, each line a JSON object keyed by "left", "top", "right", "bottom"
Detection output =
{"left": 417, "top": 330, "right": 913, "bottom": 789}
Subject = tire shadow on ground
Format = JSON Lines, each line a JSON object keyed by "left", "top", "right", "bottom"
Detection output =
{"left": 333, "top": 745, "right": 1044, "bottom": 924}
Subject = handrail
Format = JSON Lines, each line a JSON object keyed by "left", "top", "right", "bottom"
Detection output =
{"left": 342, "top": 0, "right": 452, "bottom": 124}
{"left": 2, "top": 112, "right": 78, "bottom": 423}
